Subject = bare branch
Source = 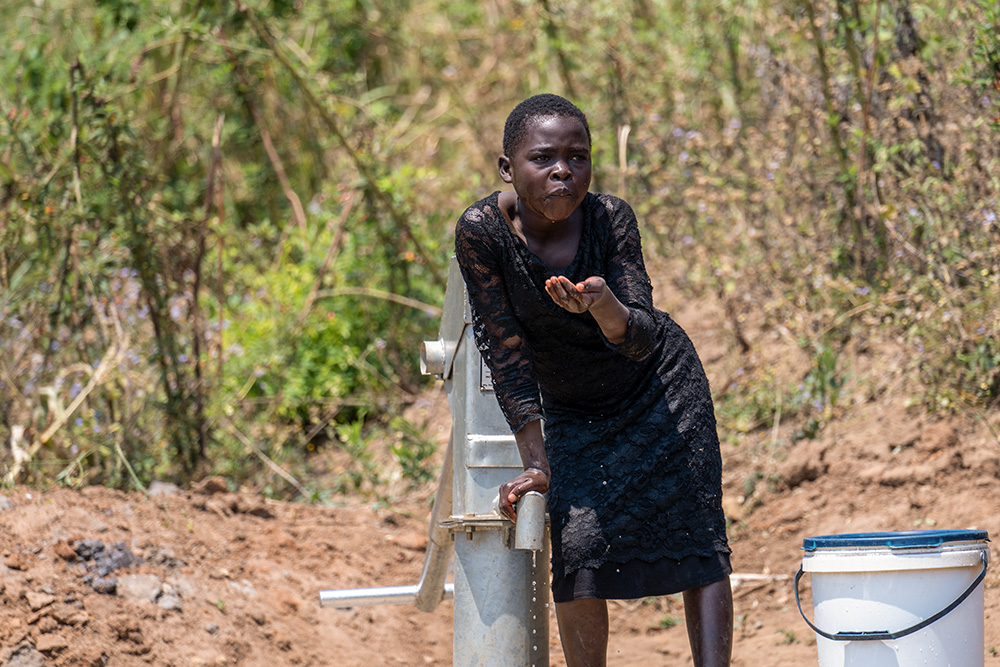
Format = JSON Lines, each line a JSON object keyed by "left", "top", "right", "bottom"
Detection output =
{"left": 218, "top": 416, "right": 310, "bottom": 499}
{"left": 296, "top": 191, "right": 356, "bottom": 326}
{"left": 314, "top": 286, "right": 442, "bottom": 317}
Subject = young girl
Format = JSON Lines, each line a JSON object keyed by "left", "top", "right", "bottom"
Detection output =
{"left": 455, "top": 94, "right": 733, "bottom": 667}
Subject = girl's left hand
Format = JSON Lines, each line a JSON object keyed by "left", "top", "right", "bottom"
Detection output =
{"left": 544, "top": 275, "right": 608, "bottom": 313}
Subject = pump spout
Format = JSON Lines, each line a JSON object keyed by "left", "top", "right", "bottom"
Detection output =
{"left": 514, "top": 491, "right": 546, "bottom": 551}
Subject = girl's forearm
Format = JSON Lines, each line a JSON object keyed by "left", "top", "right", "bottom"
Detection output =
{"left": 514, "top": 419, "right": 550, "bottom": 474}
{"left": 588, "top": 291, "right": 630, "bottom": 344}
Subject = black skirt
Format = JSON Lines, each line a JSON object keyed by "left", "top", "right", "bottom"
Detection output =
{"left": 550, "top": 551, "right": 732, "bottom": 603}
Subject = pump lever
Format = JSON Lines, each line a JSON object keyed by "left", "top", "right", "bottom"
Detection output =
{"left": 319, "top": 434, "right": 455, "bottom": 612}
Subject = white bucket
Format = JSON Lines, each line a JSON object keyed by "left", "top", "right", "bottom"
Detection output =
{"left": 796, "top": 530, "right": 990, "bottom": 667}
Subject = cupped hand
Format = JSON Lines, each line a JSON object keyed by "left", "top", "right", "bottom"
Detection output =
{"left": 544, "top": 275, "right": 608, "bottom": 314}
{"left": 498, "top": 467, "right": 550, "bottom": 523}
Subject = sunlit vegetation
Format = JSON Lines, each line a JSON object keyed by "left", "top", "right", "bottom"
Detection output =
{"left": 1, "top": 0, "right": 998, "bottom": 497}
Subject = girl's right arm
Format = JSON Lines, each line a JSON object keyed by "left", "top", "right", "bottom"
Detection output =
{"left": 455, "top": 208, "right": 544, "bottom": 433}
{"left": 498, "top": 419, "right": 550, "bottom": 523}
{"left": 455, "top": 205, "right": 548, "bottom": 522}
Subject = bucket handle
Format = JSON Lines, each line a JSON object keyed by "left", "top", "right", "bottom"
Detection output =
{"left": 794, "top": 550, "right": 988, "bottom": 642}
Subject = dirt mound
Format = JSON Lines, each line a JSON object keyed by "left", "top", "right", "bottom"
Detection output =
{"left": 0, "top": 485, "right": 451, "bottom": 666}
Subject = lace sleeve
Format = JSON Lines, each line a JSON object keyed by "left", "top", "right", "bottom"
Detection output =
{"left": 455, "top": 206, "right": 544, "bottom": 433}
{"left": 599, "top": 196, "right": 659, "bottom": 362}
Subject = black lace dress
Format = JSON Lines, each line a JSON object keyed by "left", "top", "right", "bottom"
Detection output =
{"left": 455, "top": 191, "right": 731, "bottom": 602}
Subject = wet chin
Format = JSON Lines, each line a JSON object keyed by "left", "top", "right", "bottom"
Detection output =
{"left": 542, "top": 196, "right": 581, "bottom": 222}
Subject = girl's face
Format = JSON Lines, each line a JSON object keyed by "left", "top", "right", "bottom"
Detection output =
{"left": 499, "top": 115, "right": 592, "bottom": 225}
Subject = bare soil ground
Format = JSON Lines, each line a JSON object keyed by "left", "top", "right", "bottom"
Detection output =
{"left": 3, "top": 265, "right": 1000, "bottom": 666}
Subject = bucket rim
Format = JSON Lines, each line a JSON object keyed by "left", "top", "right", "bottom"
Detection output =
{"left": 802, "top": 529, "right": 989, "bottom": 551}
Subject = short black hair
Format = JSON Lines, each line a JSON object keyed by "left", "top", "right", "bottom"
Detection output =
{"left": 502, "top": 94, "right": 591, "bottom": 157}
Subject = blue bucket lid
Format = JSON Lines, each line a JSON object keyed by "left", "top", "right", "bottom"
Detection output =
{"left": 803, "top": 529, "right": 990, "bottom": 552}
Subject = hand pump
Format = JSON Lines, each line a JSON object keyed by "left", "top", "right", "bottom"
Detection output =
{"left": 319, "top": 258, "right": 550, "bottom": 667}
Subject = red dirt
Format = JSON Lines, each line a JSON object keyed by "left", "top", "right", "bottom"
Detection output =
{"left": 3, "top": 270, "right": 999, "bottom": 666}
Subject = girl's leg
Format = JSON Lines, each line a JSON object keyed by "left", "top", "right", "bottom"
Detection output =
{"left": 682, "top": 576, "right": 733, "bottom": 667}
{"left": 555, "top": 598, "right": 609, "bottom": 667}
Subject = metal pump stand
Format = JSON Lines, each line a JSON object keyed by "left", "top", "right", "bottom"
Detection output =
{"left": 319, "top": 258, "right": 550, "bottom": 667}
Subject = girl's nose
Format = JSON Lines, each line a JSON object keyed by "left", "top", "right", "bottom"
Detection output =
{"left": 551, "top": 160, "right": 571, "bottom": 178}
